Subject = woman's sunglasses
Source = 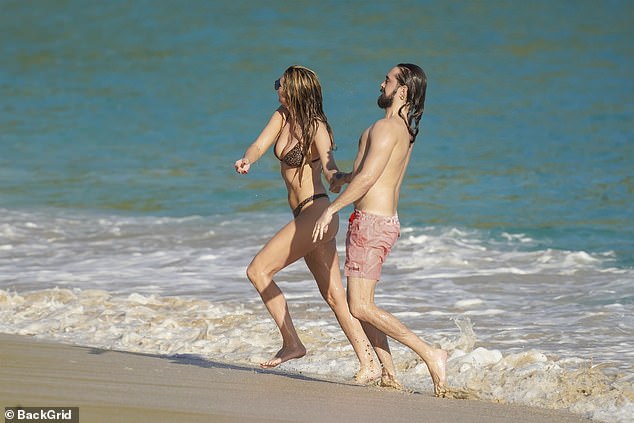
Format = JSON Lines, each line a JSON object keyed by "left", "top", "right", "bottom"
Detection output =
{"left": 274, "top": 79, "right": 281, "bottom": 91}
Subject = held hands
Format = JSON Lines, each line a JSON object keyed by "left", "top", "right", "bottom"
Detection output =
{"left": 329, "top": 172, "right": 348, "bottom": 193}
{"left": 234, "top": 158, "right": 251, "bottom": 174}
{"left": 312, "top": 208, "right": 334, "bottom": 242}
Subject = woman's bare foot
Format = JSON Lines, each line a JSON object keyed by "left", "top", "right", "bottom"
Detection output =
{"left": 425, "top": 348, "right": 448, "bottom": 396}
{"left": 353, "top": 364, "right": 381, "bottom": 384}
{"left": 260, "top": 345, "right": 306, "bottom": 368}
{"left": 379, "top": 372, "right": 403, "bottom": 390}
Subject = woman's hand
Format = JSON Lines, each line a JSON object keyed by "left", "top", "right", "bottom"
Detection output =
{"left": 234, "top": 158, "right": 251, "bottom": 174}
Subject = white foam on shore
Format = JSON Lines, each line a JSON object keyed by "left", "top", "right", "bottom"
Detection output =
{"left": 0, "top": 287, "right": 632, "bottom": 423}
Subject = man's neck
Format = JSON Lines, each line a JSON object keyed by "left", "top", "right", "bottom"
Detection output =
{"left": 383, "top": 103, "right": 409, "bottom": 119}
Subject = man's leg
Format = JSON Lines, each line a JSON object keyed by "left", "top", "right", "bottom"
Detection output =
{"left": 344, "top": 277, "right": 401, "bottom": 388}
{"left": 347, "top": 276, "right": 447, "bottom": 396}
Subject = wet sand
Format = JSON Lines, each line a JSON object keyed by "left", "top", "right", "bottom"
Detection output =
{"left": 0, "top": 333, "right": 591, "bottom": 423}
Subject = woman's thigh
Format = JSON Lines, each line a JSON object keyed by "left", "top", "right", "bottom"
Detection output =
{"left": 251, "top": 200, "right": 339, "bottom": 278}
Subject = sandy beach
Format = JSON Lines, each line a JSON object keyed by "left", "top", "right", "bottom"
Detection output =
{"left": 0, "top": 333, "right": 593, "bottom": 423}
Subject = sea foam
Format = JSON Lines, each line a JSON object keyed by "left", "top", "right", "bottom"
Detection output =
{"left": 1, "top": 287, "right": 631, "bottom": 422}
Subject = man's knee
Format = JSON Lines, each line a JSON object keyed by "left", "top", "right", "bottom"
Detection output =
{"left": 348, "top": 298, "right": 371, "bottom": 321}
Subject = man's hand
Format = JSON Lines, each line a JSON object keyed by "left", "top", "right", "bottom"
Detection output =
{"left": 312, "top": 208, "right": 334, "bottom": 242}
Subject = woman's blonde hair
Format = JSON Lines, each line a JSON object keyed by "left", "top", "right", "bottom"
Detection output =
{"left": 282, "top": 65, "right": 334, "bottom": 179}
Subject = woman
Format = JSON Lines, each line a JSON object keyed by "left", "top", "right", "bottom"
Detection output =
{"left": 234, "top": 65, "right": 380, "bottom": 382}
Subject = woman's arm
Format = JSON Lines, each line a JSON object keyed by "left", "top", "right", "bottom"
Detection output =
{"left": 327, "top": 127, "right": 368, "bottom": 192}
{"left": 234, "top": 107, "right": 286, "bottom": 174}
{"left": 313, "top": 122, "right": 340, "bottom": 185}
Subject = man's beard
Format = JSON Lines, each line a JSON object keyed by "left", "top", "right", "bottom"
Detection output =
{"left": 377, "top": 86, "right": 398, "bottom": 109}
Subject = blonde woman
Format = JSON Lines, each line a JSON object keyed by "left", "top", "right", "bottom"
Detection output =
{"left": 234, "top": 65, "right": 390, "bottom": 383}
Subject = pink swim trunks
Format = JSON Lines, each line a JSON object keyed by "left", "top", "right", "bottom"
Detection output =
{"left": 344, "top": 209, "right": 400, "bottom": 281}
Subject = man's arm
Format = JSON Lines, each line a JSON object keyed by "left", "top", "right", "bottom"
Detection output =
{"left": 312, "top": 120, "right": 396, "bottom": 241}
{"left": 328, "top": 121, "right": 394, "bottom": 214}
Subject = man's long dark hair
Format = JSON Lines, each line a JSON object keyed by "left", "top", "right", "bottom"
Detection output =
{"left": 395, "top": 63, "right": 427, "bottom": 143}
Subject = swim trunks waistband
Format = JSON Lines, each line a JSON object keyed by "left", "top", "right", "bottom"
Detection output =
{"left": 348, "top": 209, "right": 399, "bottom": 225}
{"left": 293, "top": 193, "right": 328, "bottom": 218}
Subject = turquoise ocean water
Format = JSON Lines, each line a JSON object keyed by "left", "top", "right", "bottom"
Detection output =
{"left": 1, "top": 1, "right": 632, "bottom": 421}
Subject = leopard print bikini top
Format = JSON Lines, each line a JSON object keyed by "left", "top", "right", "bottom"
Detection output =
{"left": 276, "top": 142, "right": 304, "bottom": 168}
{"left": 275, "top": 141, "right": 320, "bottom": 168}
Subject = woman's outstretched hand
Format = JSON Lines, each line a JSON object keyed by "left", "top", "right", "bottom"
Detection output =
{"left": 234, "top": 158, "right": 251, "bottom": 174}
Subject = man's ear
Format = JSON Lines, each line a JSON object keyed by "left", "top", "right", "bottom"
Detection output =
{"left": 399, "top": 85, "right": 408, "bottom": 100}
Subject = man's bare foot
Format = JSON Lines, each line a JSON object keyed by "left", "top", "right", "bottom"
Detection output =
{"left": 437, "top": 386, "right": 478, "bottom": 400}
{"left": 426, "top": 348, "right": 448, "bottom": 397}
{"left": 353, "top": 365, "right": 381, "bottom": 385}
{"left": 260, "top": 345, "right": 306, "bottom": 368}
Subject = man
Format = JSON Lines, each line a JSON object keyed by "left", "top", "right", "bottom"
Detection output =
{"left": 312, "top": 63, "right": 447, "bottom": 396}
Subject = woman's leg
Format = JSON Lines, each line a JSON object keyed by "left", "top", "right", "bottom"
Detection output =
{"left": 358, "top": 320, "right": 402, "bottom": 389}
{"left": 298, "top": 206, "right": 381, "bottom": 381}
{"left": 343, "top": 274, "right": 400, "bottom": 386}
{"left": 247, "top": 219, "right": 313, "bottom": 368}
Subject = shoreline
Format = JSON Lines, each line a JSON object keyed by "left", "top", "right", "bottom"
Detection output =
{"left": 0, "top": 333, "right": 592, "bottom": 423}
